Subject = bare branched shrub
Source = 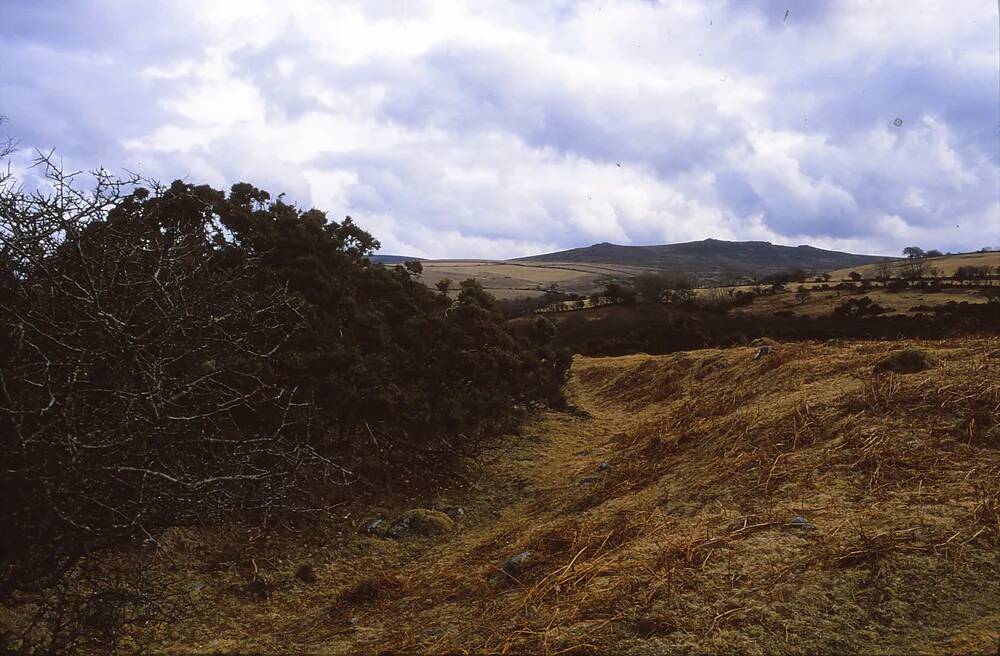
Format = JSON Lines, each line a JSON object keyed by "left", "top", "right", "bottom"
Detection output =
{"left": 0, "top": 143, "right": 570, "bottom": 651}
{"left": 1, "top": 550, "right": 186, "bottom": 655}
{"left": 0, "top": 155, "right": 340, "bottom": 650}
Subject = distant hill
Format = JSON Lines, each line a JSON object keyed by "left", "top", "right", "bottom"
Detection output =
{"left": 516, "top": 239, "right": 892, "bottom": 280}
{"left": 370, "top": 254, "right": 424, "bottom": 264}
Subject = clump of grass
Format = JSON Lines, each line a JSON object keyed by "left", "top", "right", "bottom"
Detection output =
{"left": 873, "top": 349, "right": 938, "bottom": 374}
{"left": 972, "top": 483, "right": 1000, "bottom": 542}
{"left": 336, "top": 574, "right": 404, "bottom": 607}
{"left": 295, "top": 564, "right": 317, "bottom": 583}
{"left": 399, "top": 509, "right": 455, "bottom": 536}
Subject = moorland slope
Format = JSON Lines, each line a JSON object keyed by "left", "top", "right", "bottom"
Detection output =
{"left": 406, "top": 240, "right": 895, "bottom": 299}
{"left": 518, "top": 239, "right": 890, "bottom": 276}
{"left": 829, "top": 251, "right": 1000, "bottom": 280}
{"left": 136, "top": 337, "right": 1000, "bottom": 655}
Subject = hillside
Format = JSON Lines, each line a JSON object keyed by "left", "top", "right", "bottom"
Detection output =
{"left": 412, "top": 240, "right": 895, "bottom": 300}
{"left": 517, "top": 239, "right": 891, "bottom": 278}
{"left": 416, "top": 260, "right": 658, "bottom": 299}
{"left": 727, "top": 284, "right": 992, "bottom": 318}
{"left": 828, "top": 251, "right": 1000, "bottom": 280}
{"left": 131, "top": 337, "right": 1000, "bottom": 654}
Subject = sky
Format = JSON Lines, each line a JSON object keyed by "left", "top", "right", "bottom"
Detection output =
{"left": 1, "top": 0, "right": 998, "bottom": 259}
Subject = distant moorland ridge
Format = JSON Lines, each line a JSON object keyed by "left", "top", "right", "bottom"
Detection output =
{"left": 514, "top": 238, "right": 891, "bottom": 276}
{"left": 377, "top": 239, "right": 897, "bottom": 298}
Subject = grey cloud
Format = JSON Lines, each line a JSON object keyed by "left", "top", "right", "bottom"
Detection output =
{"left": 1, "top": 0, "right": 996, "bottom": 258}
{"left": 1, "top": 0, "right": 204, "bottom": 170}
{"left": 231, "top": 30, "right": 330, "bottom": 121}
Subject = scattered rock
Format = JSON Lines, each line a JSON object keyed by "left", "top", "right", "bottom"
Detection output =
{"left": 750, "top": 337, "right": 780, "bottom": 348}
{"left": 441, "top": 505, "right": 466, "bottom": 521}
{"left": 787, "top": 515, "right": 816, "bottom": 530}
{"left": 295, "top": 564, "right": 317, "bottom": 583}
{"left": 752, "top": 345, "right": 772, "bottom": 360}
{"left": 386, "top": 516, "right": 411, "bottom": 538}
{"left": 502, "top": 551, "right": 531, "bottom": 577}
{"left": 388, "top": 509, "right": 454, "bottom": 538}
{"left": 362, "top": 518, "right": 388, "bottom": 536}
{"left": 873, "top": 349, "right": 938, "bottom": 374}
{"left": 596, "top": 462, "right": 611, "bottom": 472}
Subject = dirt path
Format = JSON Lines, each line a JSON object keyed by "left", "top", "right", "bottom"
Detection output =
{"left": 152, "top": 367, "right": 626, "bottom": 654}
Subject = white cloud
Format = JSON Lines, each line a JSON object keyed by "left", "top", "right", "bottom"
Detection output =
{"left": 1, "top": 0, "right": 997, "bottom": 258}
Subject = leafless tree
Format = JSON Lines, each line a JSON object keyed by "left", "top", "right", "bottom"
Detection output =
{"left": 900, "top": 257, "right": 929, "bottom": 280}
{"left": 873, "top": 260, "right": 894, "bottom": 281}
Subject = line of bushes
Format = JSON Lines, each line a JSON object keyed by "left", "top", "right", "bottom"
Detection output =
{"left": 548, "top": 300, "right": 1000, "bottom": 357}
{"left": 0, "top": 159, "right": 569, "bottom": 651}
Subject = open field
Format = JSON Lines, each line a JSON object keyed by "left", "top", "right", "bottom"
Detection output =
{"left": 412, "top": 251, "right": 998, "bottom": 302}
{"left": 125, "top": 337, "right": 1000, "bottom": 654}
{"left": 417, "top": 260, "right": 656, "bottom": 299}
{"left": 538, "top": 283, "right": 995, "bottom": 316}
{"left": 828, "top": 251, "right": 1000, "bottom": 280}
{"left": 727, "top": 286, "right": 993, "bottom": 318}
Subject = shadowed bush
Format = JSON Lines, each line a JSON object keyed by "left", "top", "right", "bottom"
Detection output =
{"left": 549, "top": 301, "right": 1000, "bottom": 357}
{"left": 0, "top": 155, "right": 569, "bottom": 652}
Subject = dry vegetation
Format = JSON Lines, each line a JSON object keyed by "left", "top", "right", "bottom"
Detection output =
{"left": 729, "top": 286, "right": 991, "bottom": 317}
{"left": 828, "top": 251, "right": 1000, "bottom": 280}
{"left": 417, "top": 260, "right": 654, "bottom": 299}
{"left": 119, "top": 337, "right": 999, "bottom": 654}
{"left": 417, "top": 252, "right": 997, "bottom": 309}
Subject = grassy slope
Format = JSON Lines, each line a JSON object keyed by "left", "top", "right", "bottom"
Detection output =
{"left": 416, "top": 260, "right": 656, "bottom": 299}
{"left": 828, "top": 251, "right": 1000, "bottom": 280}
{"left": 729, "top": 286, "right": 992, "bottom": 317}
{"left": 402, "top": 250, "right": 996, "bottom": 302}
{"left": 138, "top": 338, "right": 1000, "bottom": 655}
{"left": 410, "top": 241, "right": 905, "bottom": 300}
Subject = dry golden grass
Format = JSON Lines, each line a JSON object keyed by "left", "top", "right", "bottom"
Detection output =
{"left": 408, "top": 252, "right": 1000, "bottom": 301}
{"left": 730, "top": 286, "right": 991, "bottom": 317}
{"left": 416, "top": 260, "right": 659, "bottom": 299}
{"left": 128, "top": 337, "right": 1000, "bottom": 655}
{"left": 690, "top": 281, "right": 992, "bottom": 318}
{"left": 828, "top": 251, "right": 1000, "bottom": 280}
{"left": 421, "top": 262, "right": 594, "bottom": 283}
